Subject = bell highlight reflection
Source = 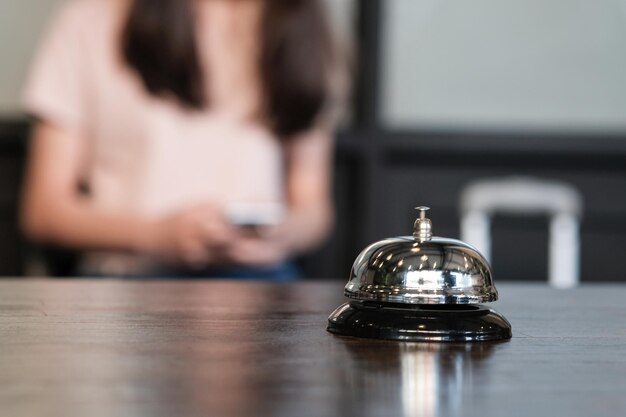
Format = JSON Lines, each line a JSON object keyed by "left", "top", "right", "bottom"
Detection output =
{"left": 327, "top": 206, "right": 512, "bottom": 342}
{"left": 337, "top": 339, "right": 498, "bottom": 417}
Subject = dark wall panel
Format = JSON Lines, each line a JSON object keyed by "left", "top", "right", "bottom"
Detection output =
{"left": 0, "top": 119, "right": 27, "bottom": 275}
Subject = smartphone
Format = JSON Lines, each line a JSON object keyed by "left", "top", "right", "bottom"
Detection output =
{"left": 226, "top": 202, "right": 285, "bottom": 229}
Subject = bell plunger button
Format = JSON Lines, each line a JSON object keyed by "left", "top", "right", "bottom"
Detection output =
{"left": 413, "top": 206, "right": 433, "bottom": 242}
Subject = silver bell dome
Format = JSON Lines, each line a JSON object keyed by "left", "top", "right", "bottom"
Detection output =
{"left": 345, "top": 207, "right": 498, "bottom": 304}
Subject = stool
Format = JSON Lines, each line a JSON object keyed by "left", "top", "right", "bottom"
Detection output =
{"left": 460, "top": 177, "right": 583, "bottom": 289}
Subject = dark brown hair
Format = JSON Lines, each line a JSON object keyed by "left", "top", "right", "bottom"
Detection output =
{"left": 121, "top": 0, "right": 334, "bottom": 137}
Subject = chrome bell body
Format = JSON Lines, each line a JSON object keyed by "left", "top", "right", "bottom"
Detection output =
{"left": 346, "top": 236, "right": 497, "bottom": 305}
{"left": 327, "top": 207, "right": 512, "bottom": 342}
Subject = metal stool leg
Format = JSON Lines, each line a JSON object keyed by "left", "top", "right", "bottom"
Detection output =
{"left": 461, "top": 210, "right": 492, "bottom": 263}
{"left": 549, "top": 213, "right": 580, "bottom": 289}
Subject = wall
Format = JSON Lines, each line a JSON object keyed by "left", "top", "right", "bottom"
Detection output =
{"left": 382, "top": 0, "right": 626, "bottom": 132}
{"left": 0, "top": 0, "right": 64, "bottom": 116}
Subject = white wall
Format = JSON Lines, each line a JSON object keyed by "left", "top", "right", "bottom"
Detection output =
{"left": 382, "top": 0, "right": 626, "bottom": 132}
{"left": 0, "top": 0, "right": 65, "bottom": 116}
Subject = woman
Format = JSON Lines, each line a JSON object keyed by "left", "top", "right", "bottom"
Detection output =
{"left": 21, "top": 0, "right": 342, "bottom": 279}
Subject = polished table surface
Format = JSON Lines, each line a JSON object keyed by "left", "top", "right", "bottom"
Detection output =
{"left": 1, "top": 279, "right": 625, "bottom": 417}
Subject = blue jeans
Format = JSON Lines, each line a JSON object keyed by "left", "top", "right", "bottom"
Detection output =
{"left": 87, "top": 262, "right": 301, "bottom": 281}
{"left": 153, "top": 262, "right": 301, "bottom": 281}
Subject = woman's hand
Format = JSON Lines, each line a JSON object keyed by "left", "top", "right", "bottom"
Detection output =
{"left": 148, "top": 203, "right": 236, "bottom": 268}
{"left": 226, "top": 227, "right": 290, "bottom": 267}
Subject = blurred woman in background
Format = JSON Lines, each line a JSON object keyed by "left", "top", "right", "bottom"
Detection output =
{"left": 20, "top": 0, "right": 344, "bottom": 279}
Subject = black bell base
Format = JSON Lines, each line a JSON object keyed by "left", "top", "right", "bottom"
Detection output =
{"left": 327, "top": 301, "right": 512, "bottom": 342}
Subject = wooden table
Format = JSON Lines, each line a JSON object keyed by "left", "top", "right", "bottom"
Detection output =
{"left": 1, "top": 280, "right": 625, "bottom": 417}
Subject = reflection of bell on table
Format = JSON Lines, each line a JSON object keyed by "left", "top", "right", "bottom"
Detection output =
{"left": 327, "top": 206, "right": 512, "bottom": 342}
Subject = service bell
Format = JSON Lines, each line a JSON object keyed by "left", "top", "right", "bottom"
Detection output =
{"left": 327, "top": 206, "right": 512, "bottom": 342}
